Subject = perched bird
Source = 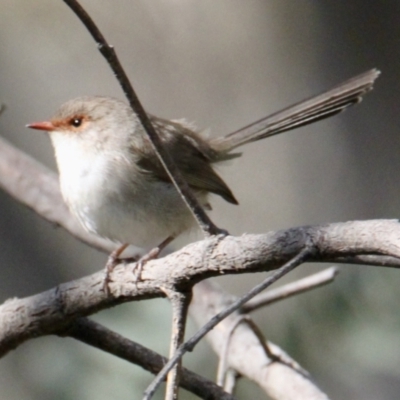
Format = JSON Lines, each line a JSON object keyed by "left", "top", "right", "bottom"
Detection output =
{"left": 27, "top": 69, "right": 379, "bottom": 276}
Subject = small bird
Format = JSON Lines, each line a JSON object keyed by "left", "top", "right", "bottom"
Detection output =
{"left": 27, "top": 69, "right": 379, "bottom": 275}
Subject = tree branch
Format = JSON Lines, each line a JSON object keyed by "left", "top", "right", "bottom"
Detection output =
{"left": 66, "top": 318, "right": 237, "bottom": 400}
{"left": 241, "top": 267, "right": 339, "bottom": 313}
{"left": 163, "top": 289, "right": 192, "bottom": 400}
{"left": 0, "top": 215, "right": 398, "bottom": 360}
{"left": 143, "top": 248, "right": 312, "bottom": 399}
{"left": 191, "top": 280, "right": 330, "bottom": 400}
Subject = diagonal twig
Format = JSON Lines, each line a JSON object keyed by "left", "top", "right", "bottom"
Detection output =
{"left": 191, "top": 280, "right": 330, "bottom": 400}
{"left": 241, "top": 267, "right": 339, "bottom": 313}
{"left": 216, "top": 315, "right": 248, "bottom": 388}
{"left": 216, "top": 314, "right": 309, "bottom": 389}
{"left": 66, "top": 317, "right": 237, "bottom": 400}
{"left": 142, "top": 246, "right": 313, "bottom": 399}
{"left": 62, "top": 0, "right": 221, "bottom": 237}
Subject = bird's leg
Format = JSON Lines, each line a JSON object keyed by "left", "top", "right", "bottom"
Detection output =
{"left": 103, "top": 243, "right": 129, "bottom": 294}
{"left": 133, "top": 236, "right": 175, "bottom": 281}
{"left": 103, "top": 236, "right": 174, "bottom": 293}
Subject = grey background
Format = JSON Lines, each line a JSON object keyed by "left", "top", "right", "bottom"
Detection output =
{"left": 0, "top": 1, "right": 400, "bottom": 399}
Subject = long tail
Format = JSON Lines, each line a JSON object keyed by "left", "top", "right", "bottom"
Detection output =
{"left": 210, "top": 69, "right": 380, "bottom": 157}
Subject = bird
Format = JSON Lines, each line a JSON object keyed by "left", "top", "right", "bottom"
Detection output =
{"left": 27, "top": 69, "right": 379, "bottom": 283}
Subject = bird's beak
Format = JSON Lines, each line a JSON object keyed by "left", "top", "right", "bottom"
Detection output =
{"left": 26, "top": 121, "right": 55, "bottom": 132}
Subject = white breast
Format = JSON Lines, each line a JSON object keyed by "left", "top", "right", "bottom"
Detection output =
{"left": 50, "top": 130, "right": 201, "bottom": 250}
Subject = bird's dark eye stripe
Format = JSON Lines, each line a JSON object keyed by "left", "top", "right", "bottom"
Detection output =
{"left": 70, "top": 118, "right": 82, "bottom": 127}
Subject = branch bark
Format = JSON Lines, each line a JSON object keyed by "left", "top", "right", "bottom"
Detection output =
{"left": 241, "top": 267, "right": 339, "bottom": 313}
{"left": 143, "top": 248, "right": 311, "bottom": 399}
{"left": 67, "top": 318, "right": 237, "bottom": 400}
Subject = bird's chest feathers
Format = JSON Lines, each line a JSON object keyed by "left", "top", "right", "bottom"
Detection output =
{"left": 53, "top": 134, "right": 132, "bottom": 208}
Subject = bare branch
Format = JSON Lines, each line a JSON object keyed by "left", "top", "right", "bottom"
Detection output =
{"left": 241, "top": 267, "right": 339, "bottom": 313}
{"left": 62, "top": 0, "right": 220, "bottom": 237}
{"left": 217, "top": 315, "right": 300, "bottom": 388}
{"left": 327, "top": 254, "right": 400, "bottom": 267}
{"left": 223, "top": 369, "right": 239, "bottom": 395}
{"left": 143, "top": 248, "right": 313, "bottom": 399}
{"left": 162, "top": 289, "right": 192, "bottom": 400}
{"left": 217, "top": 315, "right": 248, "bottom": 387}
{"left": 66, "top": 318, "right": 237, "bottom": 400}
{"left": 1, "top": 214, "right": 399, "bottom": 361}
{"left": 191, "top": 281, "right": 330, "bottom": 400}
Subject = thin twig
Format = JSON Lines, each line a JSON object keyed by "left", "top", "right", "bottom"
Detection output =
{"left": 241, "top": 317, "right": 278, "bottom": 361}
{"left": 223, "top": 369, "right": 239, "bottom": 395}
{"left": 66, "top": 318, "right": 237, "bottom": 400}
{"left": 243, "top": 317, "right": 309, "bottom": 376}
{"left": 191, "top": 280, "right": 325, "bottom": 399}
{"left": 217, "top": 314, "right": 308, "bottom": 387}
{"left": 217, "top": 315, "right": 247, "bottom": 387}
{"left": 142, "top": 246, "right": 312, "bottom": 400}
{"left": 241, "top": 267, "right": 339, "bottom": 313}
{"left": 62, "top": 0, "right": 221, "bottom": 237}
{"left": 163, "top": 290, "right": 192, "bottom": 400}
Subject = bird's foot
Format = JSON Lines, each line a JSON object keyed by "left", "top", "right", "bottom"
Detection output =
{"left": 103, "top": 236, "right": 175, "bottom": 292}
{"left": 103, "top": 243, "right": 129, "bottom": 295}
{"left": 132, "top": 246, "right": 162, "bottom": 282}
{"left": 132, "top": 236, "right": 175, "bottom": 281}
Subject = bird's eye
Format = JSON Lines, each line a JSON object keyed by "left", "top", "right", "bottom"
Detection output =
{"left": 70, "top": 118, "right": 82, "bottom": 127}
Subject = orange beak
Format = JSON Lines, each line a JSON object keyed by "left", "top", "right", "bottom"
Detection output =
{"left": 26, "top": 121, "right": 55, "bottom": 132}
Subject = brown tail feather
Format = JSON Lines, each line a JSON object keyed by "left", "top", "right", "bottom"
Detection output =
{"left": 211, "top": 69, "right": 380, "bottom": 157}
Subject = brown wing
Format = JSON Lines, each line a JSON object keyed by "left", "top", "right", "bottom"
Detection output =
{"left": 134, "top": 117, "right": 238, "bottom": 205}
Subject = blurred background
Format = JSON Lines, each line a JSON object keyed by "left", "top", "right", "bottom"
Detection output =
{"left": 0, "top": 1, "right": 400, "bottom": 399}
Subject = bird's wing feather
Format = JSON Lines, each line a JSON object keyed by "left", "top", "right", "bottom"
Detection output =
{"left": 133, "top": 117, "right": 238, "bottom": 205}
